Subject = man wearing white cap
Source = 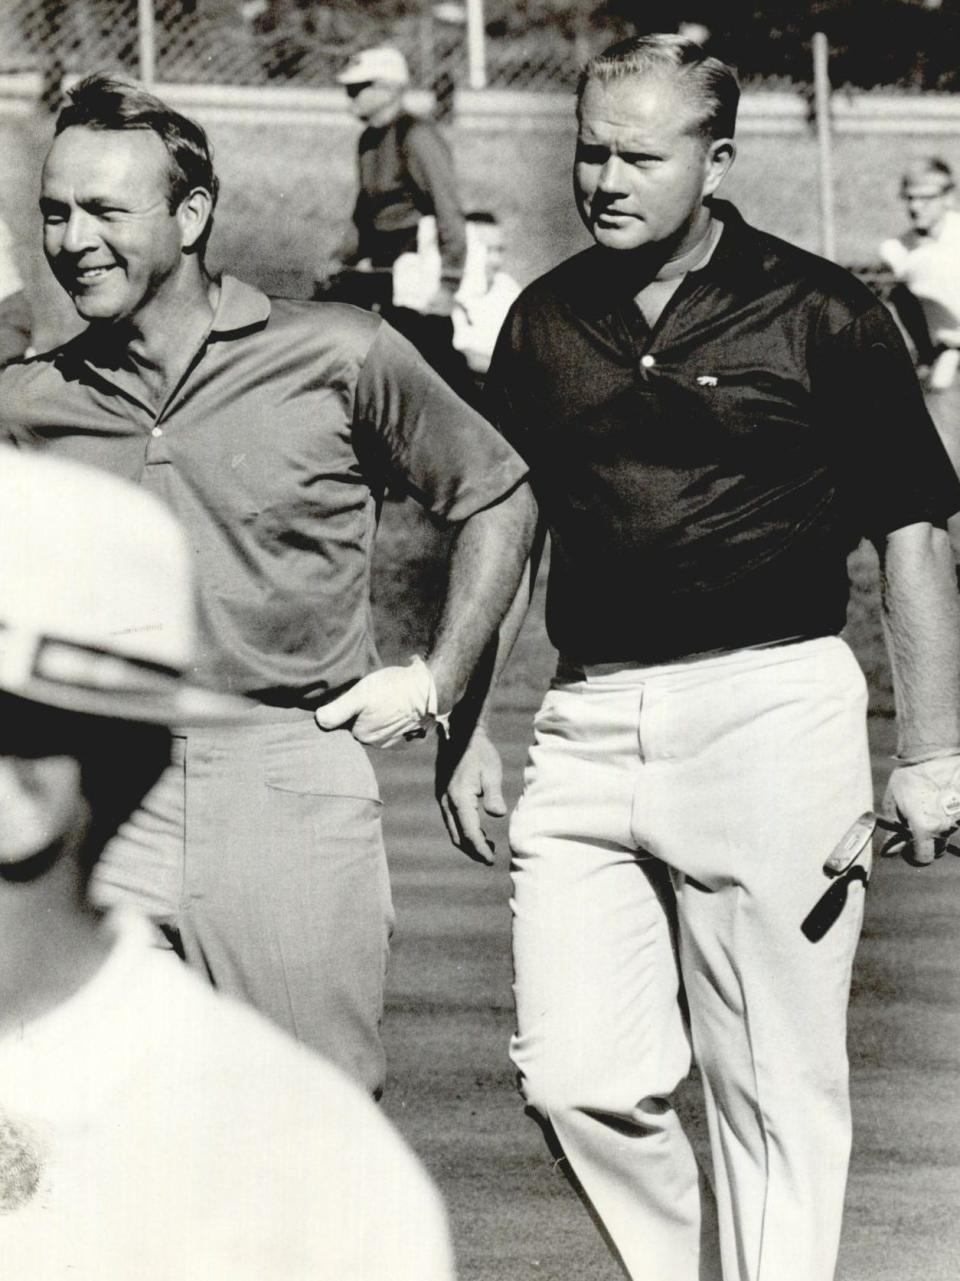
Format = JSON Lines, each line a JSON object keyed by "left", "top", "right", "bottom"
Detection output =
{"left": 330, "top": 45, "right": 466, "bottom": 315}
{"left": 321, "top": 44, "right": 474, "bottom": 398}
{"left": 0, "top": 72, "right": 533, "bottom": 1097}
{"left": 0, "top": 446, "right": 454, "bottom": 1281}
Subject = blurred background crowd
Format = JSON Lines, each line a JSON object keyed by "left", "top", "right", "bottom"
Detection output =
{"left": 8, "top": 2, "right": 960, "bottom": 97}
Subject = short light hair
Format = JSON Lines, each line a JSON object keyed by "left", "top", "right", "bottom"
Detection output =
{"left": 577, "top": 34, "right": 740, "bottom": 142}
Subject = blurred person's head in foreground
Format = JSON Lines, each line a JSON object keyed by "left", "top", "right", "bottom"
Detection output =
{"left": 0, "top": 447, "right": 243, "bottom": 896}
{"left": 900, "top": 157, "right": 955, "bottom": 236}
{"left": 337, "top": 46, "right": 410, "bottom": 127}
{"left": 41, "top": 73, "right": 219, "bottom": 328}
{"left": 574, "top": 33, "right": 738, "bottom": 260}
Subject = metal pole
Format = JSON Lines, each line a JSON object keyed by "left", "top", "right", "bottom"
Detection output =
{"left": 138, "top": 0, "right": 156, "bottom": 87}
{"left": 813, "top": 31, "right": 836, "bottom": 261}
{"left": 466, "top": 0, "right": 486, "bottom": 90}
{"left": 420, "top": 1, "right": 434, "bottom": 88}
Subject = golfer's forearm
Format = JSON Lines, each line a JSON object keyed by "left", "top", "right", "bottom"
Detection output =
{"left": 879, "top": 521, "right": 960, "bottom": 759}
{"left": 467, "top": 553, "right": 539, "bottom": 733}
{"left": 426, "top": 482, "right": 537, "bottom": 712}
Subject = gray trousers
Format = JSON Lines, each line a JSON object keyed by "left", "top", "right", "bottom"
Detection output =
{"left": 93, "top": 707, "right": 393, "bottom": 1095}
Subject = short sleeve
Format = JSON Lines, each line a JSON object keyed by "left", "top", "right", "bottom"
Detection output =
{"left": 815, "top": 301, "right": 960, "bottom": 539}
{"left": 353, "top": 318, "right": 527, "bottom": 521}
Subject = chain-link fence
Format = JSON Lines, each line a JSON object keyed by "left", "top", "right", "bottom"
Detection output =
{"left": 0, "top": 1, "right": 605, "bottom": 97}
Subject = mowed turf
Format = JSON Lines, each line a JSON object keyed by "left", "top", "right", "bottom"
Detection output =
{"left": 377, "top": 704, "right": 960, "bottom": 1281}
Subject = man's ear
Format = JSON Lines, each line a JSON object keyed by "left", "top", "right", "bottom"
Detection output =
{"left": 0, "top": 756, "right": 83, "bottom": 867}
{"left": 177, "top": 187, "right": 214, "bottom": 254}
{"left": 703, "top": 137, "right": 736, "bottom": 198}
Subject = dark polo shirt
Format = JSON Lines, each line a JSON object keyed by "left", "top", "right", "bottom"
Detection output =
{"left": 0, "top": 276, "right": 527, "bottom": 703}
{"left": 486, "top": 200, "right": 960, "bottom": 665}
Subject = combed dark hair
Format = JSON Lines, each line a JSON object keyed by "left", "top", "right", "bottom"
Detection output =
{"left": 577, "top": 34, "right": 740, "bottom": 142}
{"left": 55, "top": 73, "right": 219, "bottom": 256}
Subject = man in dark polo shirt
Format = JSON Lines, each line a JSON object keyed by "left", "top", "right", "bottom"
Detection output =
{"left": 0, "top": 73, "right": 534, "bottom": 1098}
{"left": 440, "top": 35, "right": 960, "bottom": 1281}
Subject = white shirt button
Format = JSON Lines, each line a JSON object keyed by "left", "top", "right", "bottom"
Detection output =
{"left": 151, "top": 426, "right": 163, "bottom": 438}
{"left": 640, "top": 354, "right": 656, "bottom": 369}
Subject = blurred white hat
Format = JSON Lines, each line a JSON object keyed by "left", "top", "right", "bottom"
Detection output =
{"left": 0, "top": 446, "right": 247, "bottom": 725}
{"left": 337, "top": 46, "right": 410, "bottom": 87}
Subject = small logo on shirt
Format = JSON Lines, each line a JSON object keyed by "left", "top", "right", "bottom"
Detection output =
{"left": 696, "top": 375, "right": 719, "bottom": 387}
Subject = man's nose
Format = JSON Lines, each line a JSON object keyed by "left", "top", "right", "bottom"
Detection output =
{"left": 596, "top": 156, "right": 628, "bottom": 194}
{"left": 58, "top": 210, "right": 99, "bottom": 255}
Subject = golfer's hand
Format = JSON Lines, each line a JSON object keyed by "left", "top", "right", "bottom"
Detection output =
{"left": 436, "top": 725, "right": 505, "bottom": 866}
{"left": 315, "top": 657, "right": 443, "bottom": 749}
{"left": 881, "top": 755, "right": 960, "bottom": 865}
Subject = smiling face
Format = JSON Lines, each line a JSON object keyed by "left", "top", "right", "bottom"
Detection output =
{"left": 40, "top": 125, "right": 202, "bottom": 327}
{"left": 574, "top": 72, "right": 734, "bottom": 256}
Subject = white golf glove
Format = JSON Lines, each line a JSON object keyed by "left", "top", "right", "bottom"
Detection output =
{"left": 314, "top": 656, "right": 448, "bottom": 749}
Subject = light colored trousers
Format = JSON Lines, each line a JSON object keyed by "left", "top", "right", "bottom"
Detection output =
{"left": 509, "top": 637, "right": 872, "bottom": 1281}
{"left": 92, "top": 707, "right": 394, "bottom": 1095}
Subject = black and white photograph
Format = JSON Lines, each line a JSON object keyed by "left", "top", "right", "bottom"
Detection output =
{"left": 0, "top": 4, "right": 958, "bottom": 1279}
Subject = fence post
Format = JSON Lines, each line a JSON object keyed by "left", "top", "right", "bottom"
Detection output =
{"left": 466, "top": 0, "right": 486, "bottom": 89}
{"left": 138, "top": 0, "right": 156, "bottom": 87}
{"left": 813, "top": 31, "right": 836, "bottom": 261}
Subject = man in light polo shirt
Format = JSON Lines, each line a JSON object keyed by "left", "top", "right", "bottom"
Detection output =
{"left": 0, "top": 72, "right": 534, "bottom": 1098}
{"left": 441, "top": 34, "right": 960, "bottom": 1281}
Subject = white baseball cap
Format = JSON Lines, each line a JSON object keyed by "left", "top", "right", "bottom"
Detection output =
{"left": 0, "top": 446, "right": 247, "bottom": 725}
{"left": 337, "top": 46, "right": 410, "bottom": 87}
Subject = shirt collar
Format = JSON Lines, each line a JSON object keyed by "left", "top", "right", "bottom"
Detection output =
{"left": 209, "top": 274, "right": 272, "bottom": 337}
{"left": 66, "top": 274, "right": 271, "bottom": 376}
{"left": 572, "top": 199, "right": 766, "bottom": 321}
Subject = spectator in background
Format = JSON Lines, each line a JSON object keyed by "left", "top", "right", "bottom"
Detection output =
{"left": 0, "top": 215, "right": 32, "bottom": 364}
{"left": 393, "top": 210, "right": 520, "bottom": 381}
{"left": 0, "top": 446, "right": 454, "bottom": 1281}
{"left": 453, "top": 212, "right": 521, "bottom": 377}
{"left": 880, "top": 157, "right": 960, "bottom": 476}
{"left": 321, "top": 45, "right": 471, "bottom": 394}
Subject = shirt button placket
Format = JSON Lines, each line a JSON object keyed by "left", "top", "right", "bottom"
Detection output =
{"left": 145, "top": 419, "right": 171, "bottom": 464}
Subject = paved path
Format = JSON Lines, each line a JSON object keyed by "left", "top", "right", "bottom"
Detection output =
{"left": 378, "top": 707, "right": 960, "bottom": 1281}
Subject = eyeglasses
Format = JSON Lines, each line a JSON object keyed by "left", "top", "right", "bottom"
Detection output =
{"left": 902, "top": 187, "right": 953, "bottom": 203}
